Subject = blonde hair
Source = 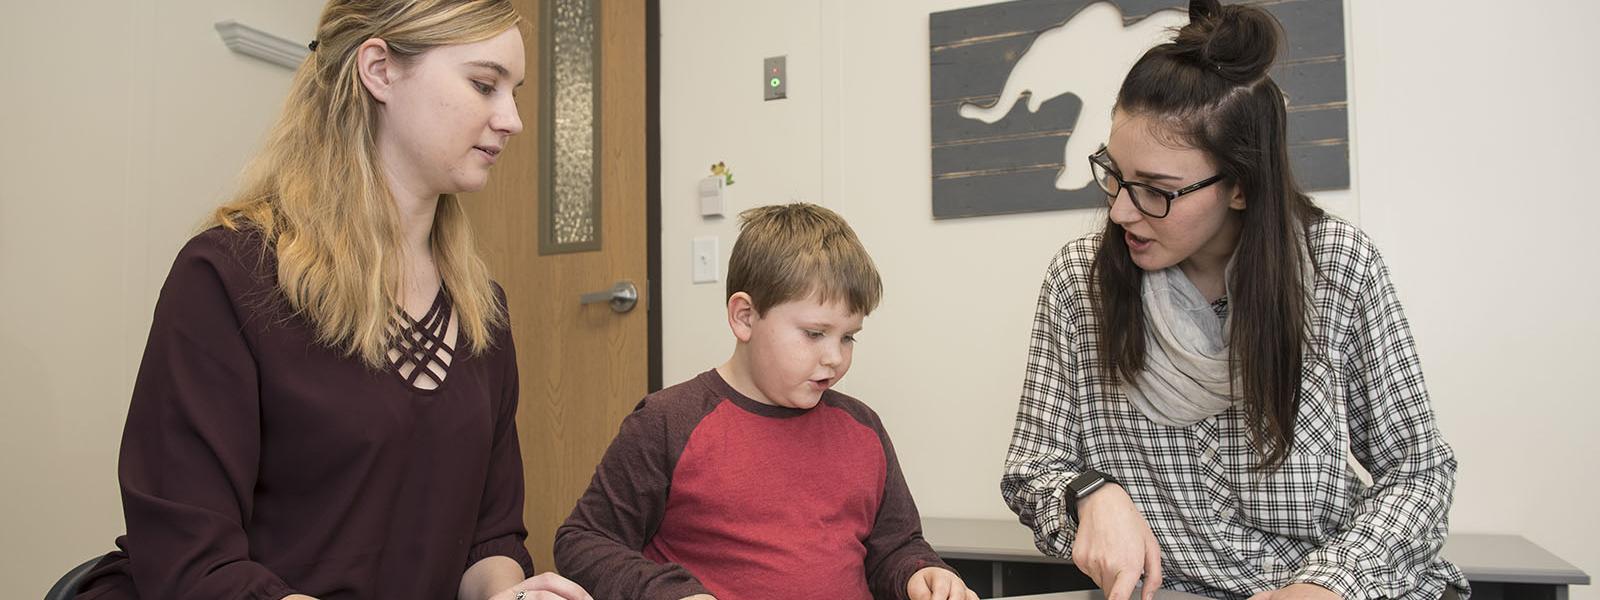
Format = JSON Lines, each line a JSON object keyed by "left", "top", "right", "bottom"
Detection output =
{"left": 212, "top": 0, "right": 522, "bottom": 368}
{"left": 726, "top": 203, "right": 883, "bottom": 316}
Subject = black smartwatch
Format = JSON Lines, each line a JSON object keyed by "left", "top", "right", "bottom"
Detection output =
{"left": 1064, "top": 468, "right": 1119, "bottom": 520}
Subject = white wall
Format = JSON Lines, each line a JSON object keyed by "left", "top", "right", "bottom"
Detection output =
{"left": 661, "top": 2, "right": 826, "bottom": 382}
{"left": 661, "top": 0, "right": 1600, "bottom": 596}
{"left": 1346, "top": 0, "right": 1600, "bottom": 594}
{"left": 0, "top": 1, "right": 324, "bottom": 595}
{"left": 4, "top": 0, "right": 1594, "bottom": 596}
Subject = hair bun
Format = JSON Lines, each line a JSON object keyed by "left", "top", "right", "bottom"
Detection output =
{"left": 1176, "top": 0, "right": 1281, "bottom": 84}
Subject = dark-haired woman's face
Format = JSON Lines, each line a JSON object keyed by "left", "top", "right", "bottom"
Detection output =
{"left": 1105, "top": 111, "right": 1245, "bottom": 274}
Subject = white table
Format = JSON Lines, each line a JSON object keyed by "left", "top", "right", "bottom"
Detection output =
{"left": 995, "top": 591, "right": 1209, "bottom": 600}
{"left": 922, "top": 517, "right": 1590, "bottom": 600}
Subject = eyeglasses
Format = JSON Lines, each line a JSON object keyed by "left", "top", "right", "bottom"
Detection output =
{"left": 1088, "top": 145, "right": 1226, "bottom": 219}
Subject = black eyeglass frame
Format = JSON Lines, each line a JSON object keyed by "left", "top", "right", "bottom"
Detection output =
{"left": 1088, "top": 145, "right": 1227, "bottom": 218}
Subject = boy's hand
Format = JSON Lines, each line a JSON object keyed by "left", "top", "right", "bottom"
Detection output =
{"left": 1070, "top": 484, "right": 1162, "bottom": 600}
{"left": 907, "top": 566, "right": 979, "bottom": 600}
{"left": 489, "top": 573, "right": 593, "bottom": 600}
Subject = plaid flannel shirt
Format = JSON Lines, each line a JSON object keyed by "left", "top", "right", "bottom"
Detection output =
{"left": 1000, "top": 216, "right": 1469, "bottom": 600}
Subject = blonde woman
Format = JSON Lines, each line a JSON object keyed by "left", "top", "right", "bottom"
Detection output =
{"left": 77, "top": 2, "right": 588, "bottom": 599}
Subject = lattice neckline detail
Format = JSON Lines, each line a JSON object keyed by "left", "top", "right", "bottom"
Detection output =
{"left": 387, "top": 287, "right": 455, "bottom": 391}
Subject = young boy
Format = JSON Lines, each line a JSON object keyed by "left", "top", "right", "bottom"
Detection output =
{"left": 554, "top": 204, "right": 976, "bottom": 600}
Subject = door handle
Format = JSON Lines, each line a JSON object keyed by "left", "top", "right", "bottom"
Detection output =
{"left": 579, "top": 280, "right": 639, "bottom": 314}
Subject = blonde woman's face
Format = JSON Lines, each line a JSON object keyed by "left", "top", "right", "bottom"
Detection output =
{"left": 377, "top": 28, "right": 525, "bottom": 197}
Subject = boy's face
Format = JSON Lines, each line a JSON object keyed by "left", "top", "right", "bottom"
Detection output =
{"left": 735, "top": 294, "right": 864, "bottom": 410}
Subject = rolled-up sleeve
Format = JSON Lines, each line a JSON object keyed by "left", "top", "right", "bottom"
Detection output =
{"left": 1001, "top": 252, "right": 1089, "bottom": 559}
{"left": 1290, "top": 249, "right": 1461, "bottom": 600}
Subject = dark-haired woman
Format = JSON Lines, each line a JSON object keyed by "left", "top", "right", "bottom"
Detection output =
{"left": 1000, "top": 2, "right": 1468, "bottom": 600}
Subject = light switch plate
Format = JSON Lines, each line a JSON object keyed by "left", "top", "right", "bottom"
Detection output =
{"left": 692, "top": 236, "right": 719, "bottom": 284}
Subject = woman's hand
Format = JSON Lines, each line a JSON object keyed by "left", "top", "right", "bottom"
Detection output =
{"left": 1248, "top": 583, "right": 1341, "bottom": 600}
{"left": 489, "top": 573, "right": 593, "bottom": 600}
{"left": 907, "top": 566, "right": 979, "bottom": 600}
{"left": 1070, "top": 484, "right": 1162, "bottom": 600}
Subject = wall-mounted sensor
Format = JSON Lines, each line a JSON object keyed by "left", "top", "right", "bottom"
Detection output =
{"left": 764, "top": 55, "right": 787, "bottom": 101}
{"left": 698, "top": 176, "right": 725, "bottom": 217}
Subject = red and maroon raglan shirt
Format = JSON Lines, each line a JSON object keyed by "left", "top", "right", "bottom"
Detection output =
{"left": 554, "top": 369, "right": 950, "bottom": 600}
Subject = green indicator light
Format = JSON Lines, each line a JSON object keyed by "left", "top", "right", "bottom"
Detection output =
{"left": 770, "top": 77, "right": 781, "bottom": 88}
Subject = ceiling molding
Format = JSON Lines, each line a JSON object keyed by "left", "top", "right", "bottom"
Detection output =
{"left": 214, "top": 20, "right": 308, "bottom": 70}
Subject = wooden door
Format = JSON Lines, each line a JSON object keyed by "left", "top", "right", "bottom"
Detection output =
{"left": 460, "top": 0, "right": 649, "bottom": 573}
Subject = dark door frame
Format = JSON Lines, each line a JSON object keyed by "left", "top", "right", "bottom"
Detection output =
{"left": 645, "top": 0, "right": 663, "bottom": 392}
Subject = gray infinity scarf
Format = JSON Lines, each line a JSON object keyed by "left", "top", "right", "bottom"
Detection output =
{"left": 1125, "top": 261, "right": 1238, "bottom": 427}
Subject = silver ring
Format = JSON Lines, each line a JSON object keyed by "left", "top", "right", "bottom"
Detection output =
{"left": 513, "top": 591, "right": 527, "bottom": 600}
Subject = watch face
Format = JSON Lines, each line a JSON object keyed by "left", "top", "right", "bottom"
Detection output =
{"left": 1071, "top": 471, "right": 1104, "bottom": 496}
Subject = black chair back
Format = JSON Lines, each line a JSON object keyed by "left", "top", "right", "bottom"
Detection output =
{"left": 44, "top": 557, "right": 102, "bottom": 600}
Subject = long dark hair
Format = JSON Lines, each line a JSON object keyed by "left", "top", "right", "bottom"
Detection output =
{"left": 1091, "top": 0, "right": 1324, "bottom": 470}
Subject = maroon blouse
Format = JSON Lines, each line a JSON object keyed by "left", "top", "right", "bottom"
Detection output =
{"left": 78, "top": 227, "right": 533, "bottom": 600}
